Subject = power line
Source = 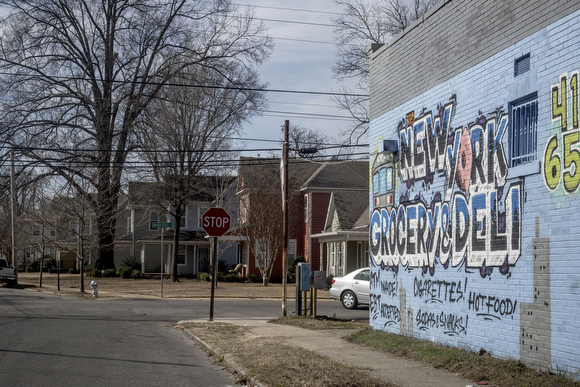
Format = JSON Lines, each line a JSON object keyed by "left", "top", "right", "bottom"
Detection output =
{"left": 0, "top": 71, "right": 368, "bottom": 98}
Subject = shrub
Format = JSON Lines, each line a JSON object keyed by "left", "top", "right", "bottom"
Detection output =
{"left": 197, "top": 272, "right": 210, "bottom": 282}
{"left": 223, "top": 273, "right": 238, "bottom": 282}
{"left": 91, "top": 268, "right": 102, "bottom": 277}
{"left": 131, "top": 270, "right": 142, "bottom": 279}
{"left": 246, "top": 273, "right": 260, "bottom": 283}
{"left": 116, "top": 266, "right": 132, "bottom": 279}
{"left": 121, "top": 256, "right": 141, "bottom": 271}
{"left": 103, "top": 268, "right": 117, "bottom": 277}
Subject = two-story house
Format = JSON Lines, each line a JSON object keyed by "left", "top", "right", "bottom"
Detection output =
{"left": 233, "top": 156, "right": 369, "bottom": 282}
{"left": 114, "top": 179, "right": 238, "bottom": 275}
{"left": 22, "top": 195, "right": 100, "bottom": 271}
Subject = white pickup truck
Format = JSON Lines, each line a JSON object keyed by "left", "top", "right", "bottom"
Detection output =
{"left": 0, "top": 258, "right": 16, "bottom": 286}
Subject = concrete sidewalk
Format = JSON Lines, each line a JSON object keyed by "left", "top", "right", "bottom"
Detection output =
{"left": 180, "top": 317, "right": 476, "bottom": 387}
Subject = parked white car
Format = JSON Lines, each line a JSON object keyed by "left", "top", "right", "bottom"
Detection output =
{"left": 329, "top": 267, "right": 370, "bottom": 309}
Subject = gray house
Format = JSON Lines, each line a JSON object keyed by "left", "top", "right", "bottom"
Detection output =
{"left": 115, "top": 179, "right": 238, "bottom": 275}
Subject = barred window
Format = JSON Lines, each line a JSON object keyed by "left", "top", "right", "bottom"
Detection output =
{"left": 510, "top": 95, "right": 538, "bottom": 167}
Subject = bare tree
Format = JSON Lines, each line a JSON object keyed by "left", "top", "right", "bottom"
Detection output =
{"left": 332, "top": 0, "right": 436, "bottom": 142}
{"left": 287, "top": 125, "right": 332, "bottom": 159}
{"left": 136, "top": 63, "right": 263, "bottom": 281}
{"left": 240, "top": 162, "right": 283, "bottom": 286}
{"left": 0, "top": 0, "right": 272, "bottom": 270}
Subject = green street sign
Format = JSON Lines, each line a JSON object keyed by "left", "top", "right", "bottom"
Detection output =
{"left": 152, "top": 222, "right": 173, "bottom": 228}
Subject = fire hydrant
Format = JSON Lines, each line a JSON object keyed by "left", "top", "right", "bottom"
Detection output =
{"left": 90, "top": 280, "right": 98, "bottom": 298}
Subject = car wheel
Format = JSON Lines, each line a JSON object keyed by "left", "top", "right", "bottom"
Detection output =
{"left": 341, "top": 290, "right": 358, "bottom": 309}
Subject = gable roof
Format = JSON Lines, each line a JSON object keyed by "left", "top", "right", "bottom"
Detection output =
{"left": 237, "top": 156, "right": 369, "bottom": 193}
{"left": 301, "top": 158, "right": 368, "bottom": 191}
{"left": 325, "top": 191, "right": 369, "bottom": 232}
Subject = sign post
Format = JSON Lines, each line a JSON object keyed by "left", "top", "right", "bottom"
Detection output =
{"left": 152, "top": 222, "right": 172, "bottom": 298}
{"left": 201, "top": 208, "right": 231, "bottom": 321}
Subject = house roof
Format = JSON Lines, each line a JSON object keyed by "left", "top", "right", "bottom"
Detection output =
{"left": 326, "top": 191, "right": 369, "bottom": 232}
{"left": 237, "top": 157, "right": 320, "bottom": 193}
{"left": 301, "top": 158, "right": 368, "bottom": 192}
{"left": 128, "top": 176, "right": 235, "bottom": 205}
{"left": 237, "top": 156, "right": 368, "bottom": 193}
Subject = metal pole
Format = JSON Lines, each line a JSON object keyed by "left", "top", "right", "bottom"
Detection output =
{"left": 296, "top": 265, "right": 301, "bottom": 316}
{"left": 10, "top": 149, "right": 18, "bottom": 284}
{"left": 282, "top": 120, "right": 289, "bottom": 317}
{"left": 209, "top": 236, "right": 217, "bottom": 321}
{"left": 160, "top": 227, "right": 164, "bottom": 298}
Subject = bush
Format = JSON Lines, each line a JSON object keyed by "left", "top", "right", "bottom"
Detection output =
{"left": 116, "top": 266, "right": 132, "bottom": 279}
{"left": 246, "top": 273, "right": 260, "bottom": 283}
{"left": 121, "top": 256, "right": 141, "bottom": 271}
{"left": 223, "top": 273, "right": 238, "bottom": 282}
{"left": 91, "top": 268, "right": 102, "bottom": 277}
{"left": 197, "top": 272, "right": 210, "bottom": 282}
{"left": 103, "top": 268, "right": 117, "bottom": 277}
{"left": 131, "top": 270, "right": 142, "bottom": 279}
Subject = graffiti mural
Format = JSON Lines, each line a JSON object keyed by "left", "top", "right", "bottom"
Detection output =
{"left": 371, "top": 97, "right": 523, "bottom": 272}
{"left": 544, "top": 70, "right": 580, "bottom": 194}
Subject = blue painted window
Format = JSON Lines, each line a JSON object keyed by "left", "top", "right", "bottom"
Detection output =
{"left": 372, "top": 173, "right": 379, "bottom": 194}
{"left": 379, "top": 168, "right": 387, "bottom": 194}
{"left": 386, "top": 167, "right": 393, "bottom": 191}
{"left": 510, "top": 95, "right": 538, "bottom": 167}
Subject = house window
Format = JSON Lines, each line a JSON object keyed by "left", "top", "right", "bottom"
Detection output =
{"left": 49, "top": 226, "right": 56, "bottom": 237}
{"left": 288, "top": 240, "right": 297, "bottom": 266}
{"left": 304, "top": 194, "right": 309, "bottom": 223}
{"left": 69, "top": 220, "right": 77, "bottom": 237}
{"left": 514, "top": 53, "right": 530, "bottom": 77}
{"left": 510, "top": 94, "right": 538, "bottom": 167}
{"left": 357, "top": 242, "right": 369, "bottom": 268}
{"left": 127, "top": 216, "right": 132, "bottom": 234}
{"left": 255, "top": 241, "right": 270, "bottom": 269}
{"left": 49, "top": 248, "right": 56, "bottom": 259}
{"left": 25, "top": 246, "right": 35, "bottom": 260}
{"left": 32, "top": 224, "right": 41, "bottom": 236}
{"left": 150, "top": 212, "right": 159, "bottom": 230}
{"left": 177, "top": 245, "right": 186, "bottom": 265}
{"left": 83, "top": 219, "right": 91, "bottom": 235}
{"left": 82, "top": 248, "right": 92, "bottom": 264}
{"left": 179, "top": 211, "right": 186, "bottom": 229}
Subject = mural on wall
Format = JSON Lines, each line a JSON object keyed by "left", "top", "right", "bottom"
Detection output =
{"left": 544, "top": 70, "right": 580, "bottom": 195}
{"left": 371, "top": 96, "right": 523, "bottom": 275}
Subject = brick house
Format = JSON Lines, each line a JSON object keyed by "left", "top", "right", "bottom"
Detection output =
{"left": 368, "top": 0, "right": 580, "bottom": 379}
{"left": 234, "top": 156, "right": 368, "bottom": 280}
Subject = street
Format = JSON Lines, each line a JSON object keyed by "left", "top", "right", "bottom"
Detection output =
{"left": 0, "top": 287, "right": 368, "bottom": 386}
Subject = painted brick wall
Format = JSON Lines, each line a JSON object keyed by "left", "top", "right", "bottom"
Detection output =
{"left": 370, "top": 0, "right": 580, "bottom": 119}
{"left": 369, "top": 0, "right": 580, "bottom": 380}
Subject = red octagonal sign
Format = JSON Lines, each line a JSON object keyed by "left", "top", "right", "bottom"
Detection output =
{"left": 202, "top": 207, "right": 231, "bottom": 237}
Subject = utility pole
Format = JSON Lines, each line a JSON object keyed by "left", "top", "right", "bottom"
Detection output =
{"left": 281, "top": 120, "right": 289, "bottom": 317}
{"left": 10, "top": 149, "right": 18, "bottom": 285}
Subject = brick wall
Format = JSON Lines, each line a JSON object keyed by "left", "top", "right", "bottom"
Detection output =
{"left": 369, "top": 0, "right": 580, "bottom": 380}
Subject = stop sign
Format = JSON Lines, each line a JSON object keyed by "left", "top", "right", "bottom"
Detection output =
{"left": 202, "top": 207, "right": 231, "bottom": 237}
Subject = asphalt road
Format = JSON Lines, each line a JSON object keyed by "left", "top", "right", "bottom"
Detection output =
{"left": 0, "top": 287, "right": 368, "bottom": 386}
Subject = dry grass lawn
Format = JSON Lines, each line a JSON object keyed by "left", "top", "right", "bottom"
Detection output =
{"left": 15, "top": 272, "right": 311, "bottom": 300}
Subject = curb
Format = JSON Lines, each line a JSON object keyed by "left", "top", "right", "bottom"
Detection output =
{"left": 181, "top": 327, "right": 267, "bottom": 387}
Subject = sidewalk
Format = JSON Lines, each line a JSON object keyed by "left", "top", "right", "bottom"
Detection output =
{"left": 181, "top": 317, "right": 476, "bottom": 387}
